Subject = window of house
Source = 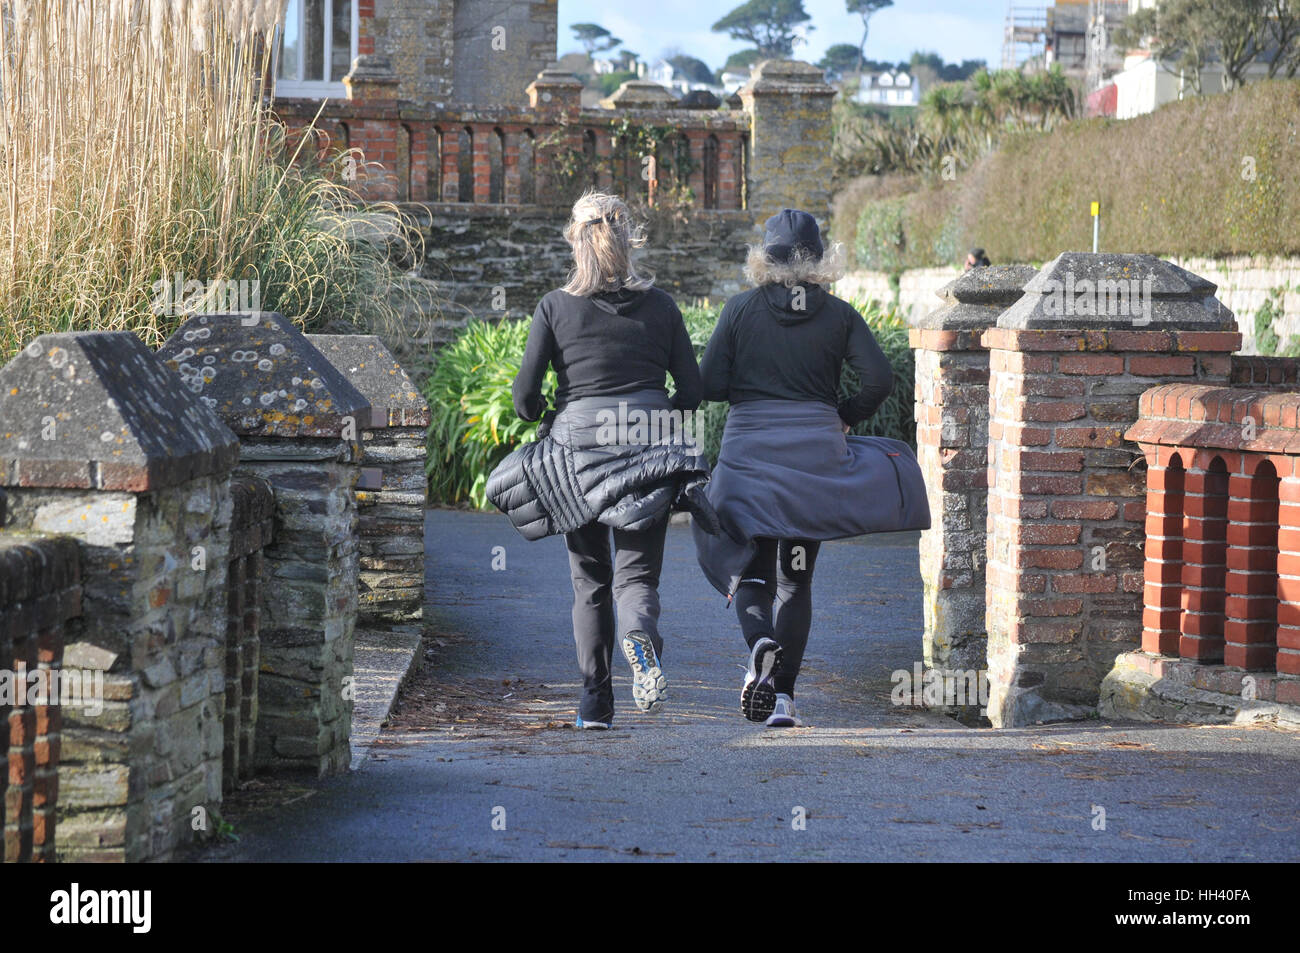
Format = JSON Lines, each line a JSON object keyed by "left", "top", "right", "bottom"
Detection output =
{"left": 275, "top": 0, "right": 358, "bottom": 98}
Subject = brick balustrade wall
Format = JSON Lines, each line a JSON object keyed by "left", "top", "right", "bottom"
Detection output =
{"left": 279, "top": 67, "right": 750, "bottom": 208}
{"left": 0, "top": 534, "right": 80, "bottom": 862}
{"left": 278, "top": 59, "right": 837, "bottom": 225}
{"left": 980, "top": 254, "right": 1240, "bottom": 727}
{"left": 1101, "top": 370, "right": 1300, "bottom": 725}
{"left": 909, "top": 266, "right": 1035, "bottom": 697}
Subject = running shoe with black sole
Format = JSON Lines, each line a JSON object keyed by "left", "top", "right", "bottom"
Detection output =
{"left": 741, "top": 637, "right": 782, "bottom": 722}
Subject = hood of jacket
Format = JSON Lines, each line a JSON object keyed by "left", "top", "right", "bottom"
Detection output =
{"left": 759, "top": 283, "right": 827, "bottom": 325}
{"left": 591, "top": 287, "right": 648, "bottom": 315}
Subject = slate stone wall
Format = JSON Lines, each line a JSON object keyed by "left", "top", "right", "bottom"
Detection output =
{"left": 156, "top": 313, "right": 372, "bottom": 777}
{"left": 306, "top": 335, "right": 429, "bottom": 633}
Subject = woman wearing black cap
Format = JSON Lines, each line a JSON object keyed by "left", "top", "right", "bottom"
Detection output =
{"left": 693, "top": 208, "right": 927, "bottom": 727}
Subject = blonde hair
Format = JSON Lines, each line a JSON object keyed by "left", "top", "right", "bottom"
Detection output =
{"left": 561, "top": 190, "right": 655, "bottom": 297}
{"left": 744, "top": 242, "right": 848, "bottom": 288}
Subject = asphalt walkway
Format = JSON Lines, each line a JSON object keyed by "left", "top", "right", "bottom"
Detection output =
{"left": 209, "top": 509, "right": 1300, "bottom": 862}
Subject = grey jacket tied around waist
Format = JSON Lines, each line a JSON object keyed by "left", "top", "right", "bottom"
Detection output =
{"left": 693, "top": 399, "right": 931, "bottom": 597}
{"left": 487, "top": 390, "right": 716, "bottom": 541}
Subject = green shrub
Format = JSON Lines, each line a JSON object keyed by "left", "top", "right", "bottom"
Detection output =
{"left": 854, "top": 198, "right": 909, "bottom": 274}
{"left": 423, "top": 319, "right": 555, "bottom": 509}
{"left": 1255, "top": 294, "right": 1282, "bottom": 355}
{"left": 1253, "top": 285, "right": 1300, "bottom": 357}
{"left": 840, "top": 298, "right": 916, "bottom": 447}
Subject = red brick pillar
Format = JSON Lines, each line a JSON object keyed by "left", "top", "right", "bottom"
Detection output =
{"left": 1137, "top": 441, "right": 1186, "bottom": 656}
{"left": 4, "top": 627, "right": 36, "bottom": 862}
{"left": 471, "top": 124, "right": 491, "bottom": 204}
{"left": 686, "top": 131, "right": 705, "bottom": 206}
{"left": 342, "top": 55, "right": 401, "bottom": 202}
{"left": 32, "top": 625, "right": 62, "bottom": 861}
{"left": 525, "top": 69, "right": 583, "bottom": 205}
{"left": 981, "top": 253, "right": 1239, "bottom": 726}
{"left": 1280, "top": 471, "right": 1300, "bottom": 675}
{"left": 910, "top": 267, "right": 1034, "bottom": 693}
{"left": 440, "top": 130, "right": 460, "bottom": 202}
{"left": 594, "top": 128, "right": 614, "bottom": 192}
{"left": 1225, "top": 456, "right": 1279, "bottom": 669}
{"left": 1179, "top": 455, "right": 1230, "bottom": 661}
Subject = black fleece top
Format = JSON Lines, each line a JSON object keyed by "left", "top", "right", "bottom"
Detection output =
{"left": 512, "top": 287, "right": 703, "bottom": 422}
{"left": 699, "top": 284, "right": 894, "bottom": 426}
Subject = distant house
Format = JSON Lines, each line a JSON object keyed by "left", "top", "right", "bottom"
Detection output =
{"left": 645, "top": 58, "right": 724, "bottom": 96}
{"left": 720, "top": 66, "right": 751, "bottom": 93}
{"left": 854, "top": 70, "right": 920, "bottom": 108}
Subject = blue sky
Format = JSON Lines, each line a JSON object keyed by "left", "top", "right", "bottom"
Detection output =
{"left": 556, "top": 0, "right": 1006, "bottom": 71}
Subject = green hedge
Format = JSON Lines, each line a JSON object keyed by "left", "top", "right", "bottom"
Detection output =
{"left": 425, "top": 300, "right": 915, "bottom": 509}
{"left": 849, "top": 80, "right": 1300, "bottom": 270}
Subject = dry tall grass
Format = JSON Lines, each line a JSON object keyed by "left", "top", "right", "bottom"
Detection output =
{"left": 844, "top": 80, "right": 1300, "bottom": 271}
{"left": 0, "top": 0, "right": 424, "bottom": 360}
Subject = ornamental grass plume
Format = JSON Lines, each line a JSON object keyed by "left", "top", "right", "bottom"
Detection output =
{"left": 0, "top": 0, "right": 426, "bottom": 360}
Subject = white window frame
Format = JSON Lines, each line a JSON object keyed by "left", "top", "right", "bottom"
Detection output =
{"left": 273, "top": 0, "right": 359, "bottom": 99}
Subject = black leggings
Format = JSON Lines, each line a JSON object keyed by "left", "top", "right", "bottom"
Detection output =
{"left": 733, "top": 537, "right": 820, "bottom": 697}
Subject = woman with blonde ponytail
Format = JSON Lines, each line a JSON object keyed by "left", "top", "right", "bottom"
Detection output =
{"left": 487, "top": 191, "right": 716, "bottom": 730}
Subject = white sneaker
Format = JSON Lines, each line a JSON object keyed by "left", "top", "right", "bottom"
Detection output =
{"left": 621, "top": 630, "right": 667, "bottom": 713}
{"left": 765, "top": 693, "right": 802, "bottom": 728}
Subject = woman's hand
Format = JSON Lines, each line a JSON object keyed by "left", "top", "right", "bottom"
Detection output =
{"left": 842, "top": 422, "right": 851, "bottom": 435}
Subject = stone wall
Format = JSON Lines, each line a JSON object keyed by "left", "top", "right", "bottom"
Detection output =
{"left": 1168, "top": 256, "right": 1300, "bottom": 354}
{"left": 306, "top": 335, "right": 428, "bottom": 633}
{"left": 360, "top": 0, "right": 553, "bottom": 108}
{"left": 452, "top": 0, "right": 555, "bottom": 107}
{"left": 0, "top": 533, "right": 80, "bottom": 862}
{"left": 0, "top": 321, "right": 429, "bottom": 859}
{"left": 0, "top": 331, "right": 241, "bottom": 861}
{"left": 369, "top": 0, "right": 455, "bottom": 104}
{"left": 836, "top": 267, "right": 961, "bottom": 323}
{"left": 410, "top": 204, "right": 758, "bottom": 338}
{"left": 157, "top": 314, "right": 372, "bottom": 778}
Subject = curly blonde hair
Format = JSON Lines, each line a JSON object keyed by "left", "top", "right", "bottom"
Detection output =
{"left": 561, "top": 190, "right": 655, "bottom": 297}
{"left": 744, "top": 242, "right": 848, "bottom": 288}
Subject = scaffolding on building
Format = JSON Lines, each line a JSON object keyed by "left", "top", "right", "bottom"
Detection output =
{"left": 1003, "top": 5, "right": 1049, "bottom": 70}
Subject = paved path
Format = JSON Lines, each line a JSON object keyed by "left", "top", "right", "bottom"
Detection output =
{"left": 211, "top": 509, "right": 1300, "bottom": 862}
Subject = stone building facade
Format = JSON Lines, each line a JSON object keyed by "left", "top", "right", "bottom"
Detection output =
{"left": 289, "top": 0, "right": 553, "bottom": 108}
